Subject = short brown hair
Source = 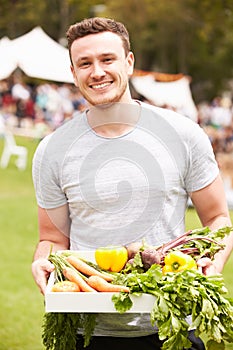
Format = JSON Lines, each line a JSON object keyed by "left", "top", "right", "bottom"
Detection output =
{"left": 66, "top": 17, "right": 131, "bottom": 64}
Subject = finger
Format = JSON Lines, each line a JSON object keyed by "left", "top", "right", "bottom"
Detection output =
{"left": 203, "top": 263, "right": 220, "bottom": 276}
{"left": 32, "top": 259, "right": 54, "bottom": 293}
{"left": 39, "top": 279, "right": 47, "bottom": 295}
{"left": 197, "top": 257, "right": 212, "bottom": 267}
{"left": 42, "top": 262, "right": 54, "bottom": 273}
{"left": 39, "top": 259, "right": 54, "bottom": 272}
{"left": 32, "top": 259, "right": 54, "bottom": 275}
{"left": 35, "top": 269, "right": 53, "bottom": 295}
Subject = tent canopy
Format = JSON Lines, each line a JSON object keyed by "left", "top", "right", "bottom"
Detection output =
{"left": 0, "top": 36, "right": 18, "bottom": 80}
{"left": 0, "top": 27, "right": 197, "bottom": 120}
{"left": 0, "top": 27, "right": 73, "bottom": 83}
{"left": 131, "top": 70, "right": 197, "bottom": 121}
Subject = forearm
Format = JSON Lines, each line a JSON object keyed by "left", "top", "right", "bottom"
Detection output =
{"left": 211, "top": 231, "right": 233, "bottom": 273}
{"left": 33, "top": 240, "right": 69, "bottom": 261}
{"left": 32, "top": 205, "right": 71, "bottom": 293}
{"left": 198, "top": 214, "right": 233, "bottom": 274}
{"left": 207, "top": 214, "right": 231, "bottom": 231}
{"left": 208, "top": 215, "right": 232, "bottom": 270}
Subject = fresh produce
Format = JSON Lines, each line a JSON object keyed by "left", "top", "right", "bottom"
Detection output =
{"left": 62, "top": 267, "right": 97, "bottom": 292}
{"left": 42, "top": 226, "right": 233, "bottom": 350}
{"left": 129, "top": 226, "right": 232, "bottom": 270}
{"left": 42, "top": 313, "right": 96, "bottom": 350}
{"left": 51, "top": 280, "right": 80, "bottom": 292}
{"left": 95, "top": 245, "right": 128, "bottom": 272}
{"left": 48, "top": 251, "right": 125, "bottom": 293}
{"left": 162, "top": 250, "right": 197, "bottom": 274}
{"left": 112, "top": 264, "right": 233, "bottom": 350}
{"left": 87, "top": 275, "right": 130, "bottom": 292}
{"left": 66, "top": 254, "right": 114, "bottom": 281}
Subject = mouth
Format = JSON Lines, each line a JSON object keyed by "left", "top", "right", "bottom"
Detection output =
{"left": 90, "top": 81, "right": 112, "bottom": 90}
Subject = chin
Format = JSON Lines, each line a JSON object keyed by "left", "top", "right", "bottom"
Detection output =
{"left": 95, "top": 102, "right": 115, "bottom": 109}
{"left": 89, "top": 97, "right": 116, "bottom": 107}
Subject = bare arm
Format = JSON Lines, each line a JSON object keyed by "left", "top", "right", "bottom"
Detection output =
{"left": 190, "top": 174, "right": 233, "bottom": 274}
{"left": 32, "top": 204, "right": 71, "bottom": 294}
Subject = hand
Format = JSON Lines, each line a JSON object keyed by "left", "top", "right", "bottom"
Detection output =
{"left": 31, "top": 258, "right": 54, "bottom": 295}
{"left": 197, "top": 257, "right": 220, "bottom": 276}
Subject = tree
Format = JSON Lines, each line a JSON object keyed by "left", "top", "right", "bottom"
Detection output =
{"left": 105, "top": 0, "right": 233, "bottom": 102}
{"left": 0, "top": 0, "right": 233, "bottom": 102}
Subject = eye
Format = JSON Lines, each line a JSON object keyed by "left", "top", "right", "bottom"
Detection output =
{"left": 103, "top": 57, "right": 114, "bottom": 64}
{"left": 79, "top": 61, "right": 91, "bottom": 68}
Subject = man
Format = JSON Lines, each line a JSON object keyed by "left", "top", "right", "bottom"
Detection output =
{"left": 32, "top": 17, "right": 233, "bottom": 350}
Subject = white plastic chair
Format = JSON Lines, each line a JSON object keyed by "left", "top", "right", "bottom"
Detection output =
{"left": 0, "top": 131, "right": 28, "bottom": 170}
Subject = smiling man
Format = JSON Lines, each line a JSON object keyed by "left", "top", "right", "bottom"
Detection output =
{"left": 31, "top": 17, "right": 232, "bottom": 350}
{"left": 70, "top": 30, "right": 134, "bottom": 106}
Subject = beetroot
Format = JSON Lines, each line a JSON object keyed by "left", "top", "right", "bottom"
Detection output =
{"left": 129, "top": 227, "right": 229, "bottom": 271}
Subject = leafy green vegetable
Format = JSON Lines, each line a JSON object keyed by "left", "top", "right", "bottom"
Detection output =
{"left": 42, "top": 313, "right": 96, "bottom": 349}
{"left": 178, "top": 226, "right": 232, "bottom": 259}
{"left": 112, "top": 264, "right": 233, "bottom": 350}
{"left": 112, "top": 292, "right": 133, "bottom": 313}
{"left": 81, "top": 314, "right": 97, "bottom": 347}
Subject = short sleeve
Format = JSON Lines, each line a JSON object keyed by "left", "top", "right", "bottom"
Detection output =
{"left": 185, "top": 123, "right": 219, "bottom": 193}
{"left": 32, "top": 134, "right": 67, "bottom": 209}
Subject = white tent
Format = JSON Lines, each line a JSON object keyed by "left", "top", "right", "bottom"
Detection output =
{"left": 0, "top": 27, "right": 197, "bottom": 121}
{"left": 0, "top": 36, "right": 18, "bottom": 80}
{"left": 0, "top": 27, "right": 74, "bottom": 83}
{"left": 131, "top": 74, "right": 198, "bottom": 122}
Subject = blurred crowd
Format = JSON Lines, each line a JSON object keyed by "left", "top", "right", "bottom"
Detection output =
{"left": 197, "top": 96, "right": 233, "bottom": 195}
{"left": 1, "top": 77, "right": 233, "bottom": 155}
{"left": 197, "top": 96, "right": 233, "bottom": 155}
{"left": 0, "top": 77, "right": 87, "bottom": 138}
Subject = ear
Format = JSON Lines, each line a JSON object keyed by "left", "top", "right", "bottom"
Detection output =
{"left": 70, "top": 65, "right": 79, "bottom": 87}
{"left": 126, "top": 51, "right": 135, "bottom": 77}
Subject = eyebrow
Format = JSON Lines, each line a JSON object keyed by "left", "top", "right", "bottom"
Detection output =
{"left": 76, "top": 52, "right": 117, "bottom": 64}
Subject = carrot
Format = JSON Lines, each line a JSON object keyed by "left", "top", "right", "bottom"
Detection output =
{"left": 62, "top": 267, "right": 97, "bottom": 292}
{"left": 65, "top": 255, "right": 114, "bottom": 282}
{"left": 87, "top": 275, "right": 130, "bottom": 293}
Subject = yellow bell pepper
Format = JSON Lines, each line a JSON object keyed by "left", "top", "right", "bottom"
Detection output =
{"left": 95, "top": 246, "right": 128, "bottom": 272}
{"left": 162, "top": 250, "right": 197, "bottom": 274}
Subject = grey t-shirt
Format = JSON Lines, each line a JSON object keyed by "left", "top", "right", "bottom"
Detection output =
{"left": 32, "top": 103, "right": 219, "bottom": 336}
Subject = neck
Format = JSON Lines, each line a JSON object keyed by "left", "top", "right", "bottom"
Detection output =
{"left": 86, "top": 100, "right": 141, "bottom": 138}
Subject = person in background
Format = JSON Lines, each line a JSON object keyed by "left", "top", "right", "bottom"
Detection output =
{"left": 31, "top": 17, "right": 233, "bottom": 350}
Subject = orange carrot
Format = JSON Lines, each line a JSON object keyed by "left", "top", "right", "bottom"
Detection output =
{"left": 62, "top": 267, "right": 97, "bottom": 292}
{"left": 87, "top": 275, "right": 130, "bottom": 293}
{"left": 65, "top": 255, "right": 114, "bottom": 282}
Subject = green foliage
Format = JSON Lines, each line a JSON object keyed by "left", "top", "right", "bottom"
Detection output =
{"left": 112, "top": 266, "right": 233, "bottom": 350}
{"left": 42, "top": 312, "right": 96, "bottom": 349}
{"left": 1, "top": 0, "right": 233, "bottom": 100}
{"left": 107, "top": 0, "right": 233, "bottom": 101}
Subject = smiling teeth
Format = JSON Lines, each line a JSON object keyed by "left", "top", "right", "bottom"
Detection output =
{"left": 92, "top": 83, "right": 110, "bottom": 89}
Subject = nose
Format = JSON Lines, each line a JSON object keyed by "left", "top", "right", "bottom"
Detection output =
{"left": 90, "top": 62, "right": 105, "bottom": 79}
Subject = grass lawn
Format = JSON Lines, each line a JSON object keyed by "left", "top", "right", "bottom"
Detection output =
{"left": 0, "top": 135, "right": 232, "bottom": 350}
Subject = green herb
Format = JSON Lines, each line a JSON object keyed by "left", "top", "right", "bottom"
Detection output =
{"left": 82, "top": 313, "right": 97, "bottom": 347}
{"left": 112, "top": 265, "right": 233, "bottom": 350}
{"left": 177, "top": 226, "right": 232, "bottom": 259}
{"left": 42, "top": 313, "right": 97, "bottom": 349}
{"left": 112, "top": 292, "right": 133, "bottom": 313}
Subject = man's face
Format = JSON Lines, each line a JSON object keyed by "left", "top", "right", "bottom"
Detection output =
{"left": 70, "top": 31, "right": 134, "bottom": 106}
